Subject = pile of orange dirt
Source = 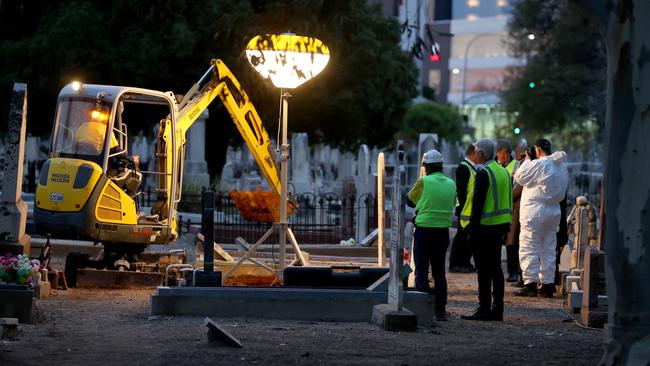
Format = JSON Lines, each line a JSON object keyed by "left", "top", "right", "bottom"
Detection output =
{"left": 229, "top": 189, "right": 297, "bottom": 223}
{"left": 223, "top": 274, "right": 283, "bottom": 287}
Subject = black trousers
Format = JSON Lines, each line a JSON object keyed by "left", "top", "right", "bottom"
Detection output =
{"left": 470, "top": 225, "right": 507, "bottom": 311}
{"left": 413, "top": 227, "right": 449, "bottom": 311}
{"left": 506, "top": 244, "right": 520, "bottom": 276}
{"left": 449, "top": 223, "right": 473, "bottom": 268}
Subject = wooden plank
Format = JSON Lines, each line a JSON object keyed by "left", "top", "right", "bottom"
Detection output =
{"left": 197, "top": 233, "right": 235, "bottom": 262}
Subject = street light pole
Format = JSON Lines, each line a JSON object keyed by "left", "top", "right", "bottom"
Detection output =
{"left": 461, "top": 33, "right": 497, "bottom": 107}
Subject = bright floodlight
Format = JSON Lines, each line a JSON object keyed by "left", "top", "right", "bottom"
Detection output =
{"left": 527, "top": 33, "right": 536, "bottom": 40}
{"left": 246, "top": 34, "right": 330, "bottom": 89}
{"left": 452, "top": 68, "right": 461, "bottom": 74}
{"left": 71, "top": 81, "right": 83, "bottom": 92}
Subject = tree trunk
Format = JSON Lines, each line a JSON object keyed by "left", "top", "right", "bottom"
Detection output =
{"left": 577, "top": 0, "right": 650, "bottom": 364}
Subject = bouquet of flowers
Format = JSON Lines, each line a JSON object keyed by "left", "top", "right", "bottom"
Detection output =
{"left": 0, "top": 253, "right": 41, "bottom": 288}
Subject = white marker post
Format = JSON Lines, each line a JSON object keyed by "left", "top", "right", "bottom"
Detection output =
{"left": 371, "top": 141, "right": 417, "bottom": 331}
{"left": 388, "top": 142, "right": 406, "bottom": 311}
{"left": 377, "top": 152, "right": 385, "bottom": 267}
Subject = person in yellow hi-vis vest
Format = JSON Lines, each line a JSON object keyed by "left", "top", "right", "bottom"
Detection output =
{"left": 496, "top": 139, "right": 518, "bottom": 177}
{"left": 461, "top": 139, "right": 512, "bottom": 322}
{"left": 407, "top": 149, "right": 456, "bottom": 321}
{"left": 75, "top": 107, "right": 118, "bottom": 155}
{"left": 449, "top": 144, "right": 479, "bottom": 273}
{"left": 496, "top": 139, "right": 521, "bottom": 283}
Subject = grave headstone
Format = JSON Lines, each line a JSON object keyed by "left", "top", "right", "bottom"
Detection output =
{"left": 0, "top": 83, "right": 31, "bottom": 255}
{"left": 183, "top": 110, "right": 211, "bottom": 194}
{"left": 219, "top": 162, "right": 238, "bottom": 191}
{"left": 24, "top": 135, "right": 40, "bottom": 163}
{"left": 416, "top": 134, "right": 438, "bottom": 183}
{"left": 131, "top": 131, "right": 151, "bottom": 188}
{"left": 291, "top": 133, "right": 312, "bottom": 193}
{"left": 356, "top": 144, "right": 371, "bottom": 241}
{"left": 329, "top": 147, "right": 340, "bottom": 178}
{"left": 242, "top": 170, "right": 263, "bottom": 192}
{"left": 131, "top": 131, "right": 150, "bottom": 171}
{"left": 370, "top": 146, "right": 379, "bottom": 177}
{"left": 339, "top": 152, "right": 355, "bottom": 179}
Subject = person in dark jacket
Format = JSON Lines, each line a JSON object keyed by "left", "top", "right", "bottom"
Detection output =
{"left": 554, "top": 193, "right": 568, "bottom": 288}
{"left": 449, "top": 144, "right": 478, "bottom": 273}
{"left": 506, "top": 142, "right": 528, "bottom": 286}
{"left": 461, "top": 139, "right": 512, "bottom": 321}
{"left": 496, "top": 139, "right": 521, "bottom": 283}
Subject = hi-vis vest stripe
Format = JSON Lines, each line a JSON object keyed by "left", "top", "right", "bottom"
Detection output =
{"left": 505, "top": 159, "right": 516, "bottom": 177}
{"left": 455, "top": 160, "right": 475, "bottom": 208}
{"left": 481, "top": 160, "right": 513, "bottom": 226}
{"left": 459, "top": 160, "right": 512, "bottom": 227}
{"left": 459, "top": 164, "right": 477, "bottom": 229}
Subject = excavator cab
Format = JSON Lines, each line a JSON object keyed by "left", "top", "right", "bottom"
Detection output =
{"left": 34, "top": 83, "right": 181, "bottom": 254}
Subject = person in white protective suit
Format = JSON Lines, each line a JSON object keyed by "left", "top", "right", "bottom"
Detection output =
{"left": 512, "top": 138, "right": 568, "bottom": 298}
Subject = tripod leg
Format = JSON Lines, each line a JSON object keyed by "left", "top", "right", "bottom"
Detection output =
{"left": 224, "top": 226, "right": 275, "bottom": 279}
{"left": 286, "top": 227, "right": 308, "bottom": 266}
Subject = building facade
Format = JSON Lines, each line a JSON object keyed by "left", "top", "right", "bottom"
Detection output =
{"left": 372, "top": 0, "right": 523, "bottom": 140}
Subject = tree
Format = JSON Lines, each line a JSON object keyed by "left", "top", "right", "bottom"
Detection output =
{"left": 502, "top": 0, "right": 606, "bottom": 139}
{"left": 399, "top": 102, "right": 461, "bottom": 143}
{"left": 0, "top": 0, "right": 417, "bottom": 154}
{"left": 207, "top": 0, "right": 418, "bottom": 149}
{"left": 574, "top": 1, "right": 650, "bottom": 364}
{"left": 0, "top": 0, "right": 225, "bottom": 135}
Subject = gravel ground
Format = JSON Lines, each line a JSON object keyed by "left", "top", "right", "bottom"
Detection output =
{"left": 0, "top": 271, "right": 604, "bottom": 365}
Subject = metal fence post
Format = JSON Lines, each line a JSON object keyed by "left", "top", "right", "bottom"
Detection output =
{"left": 202, "top": 187, "right": 215, "bottom": 272}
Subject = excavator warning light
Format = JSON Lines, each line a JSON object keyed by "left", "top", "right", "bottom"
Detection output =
{"left": 246, "top": 34, "right": 330, "bottom": 89}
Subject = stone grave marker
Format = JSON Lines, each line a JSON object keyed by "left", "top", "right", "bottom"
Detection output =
{"left": 0, "top": 83, "right": 31, "bottom": 255}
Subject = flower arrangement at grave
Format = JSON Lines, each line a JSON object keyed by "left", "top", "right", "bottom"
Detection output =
{"left": 0, "top": 253, "right": 41, "bottom": 288}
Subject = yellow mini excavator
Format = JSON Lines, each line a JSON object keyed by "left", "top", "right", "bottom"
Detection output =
{"left": 34, "top": 60, "right": 282, "bottom": 266}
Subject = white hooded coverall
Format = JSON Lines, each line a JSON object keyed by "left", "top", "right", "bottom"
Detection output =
{"left": 514, "top": 151, "right": 569, "bottom": 285}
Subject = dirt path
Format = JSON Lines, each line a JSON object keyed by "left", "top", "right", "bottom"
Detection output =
{"left": 0, "top": 271, "right": 603, "bottom": 365}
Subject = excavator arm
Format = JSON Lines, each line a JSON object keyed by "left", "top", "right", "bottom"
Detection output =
{"left": 175, "top": 59, "right": 281, "bottom": 196}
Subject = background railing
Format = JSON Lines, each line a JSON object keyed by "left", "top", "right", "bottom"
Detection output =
{"left": 208, "top": 191, "right": 377, "bottom": 245}
{"left": 14, "top": 158, "right": 602, "bottom": 243}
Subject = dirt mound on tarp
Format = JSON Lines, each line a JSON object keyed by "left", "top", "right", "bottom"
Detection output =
{"left": 229, "top": 189, "right": 297, "bottom": 223}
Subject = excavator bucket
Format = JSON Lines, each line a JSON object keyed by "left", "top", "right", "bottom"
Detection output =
{"left": 229, "top": 189, "right": 298, "bottom": 223}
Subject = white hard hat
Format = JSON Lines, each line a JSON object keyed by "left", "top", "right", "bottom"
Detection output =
{"left": 422, "top": 149, "right": 443, "bottom": 164}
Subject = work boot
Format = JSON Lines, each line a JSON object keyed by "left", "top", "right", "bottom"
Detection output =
{"left": 461, "top": 307, "right": 491, "bottom": 321}
{"left": 435, "top": 309, "right": 449, "bottom": 321}
{"left": 490, "top": 306, "right": 504, "bottom": 321}
{"left": 541, "top": 283, "right": 556, "bottom": 298}
{"left": 510, "top": 275, "right": 524, "bottom": 288}
{"left": 513, "top": 282, "right": 538, "bottom": 297}
{"left": 510, "top": 279, "right": 524, "bottom": 288}
{"left": 506, "top": 273, "right": 519, "bottom": 282}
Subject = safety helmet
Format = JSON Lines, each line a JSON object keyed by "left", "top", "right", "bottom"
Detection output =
{"left": 422, "top": 149, "right": 443, "bottom": 164}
